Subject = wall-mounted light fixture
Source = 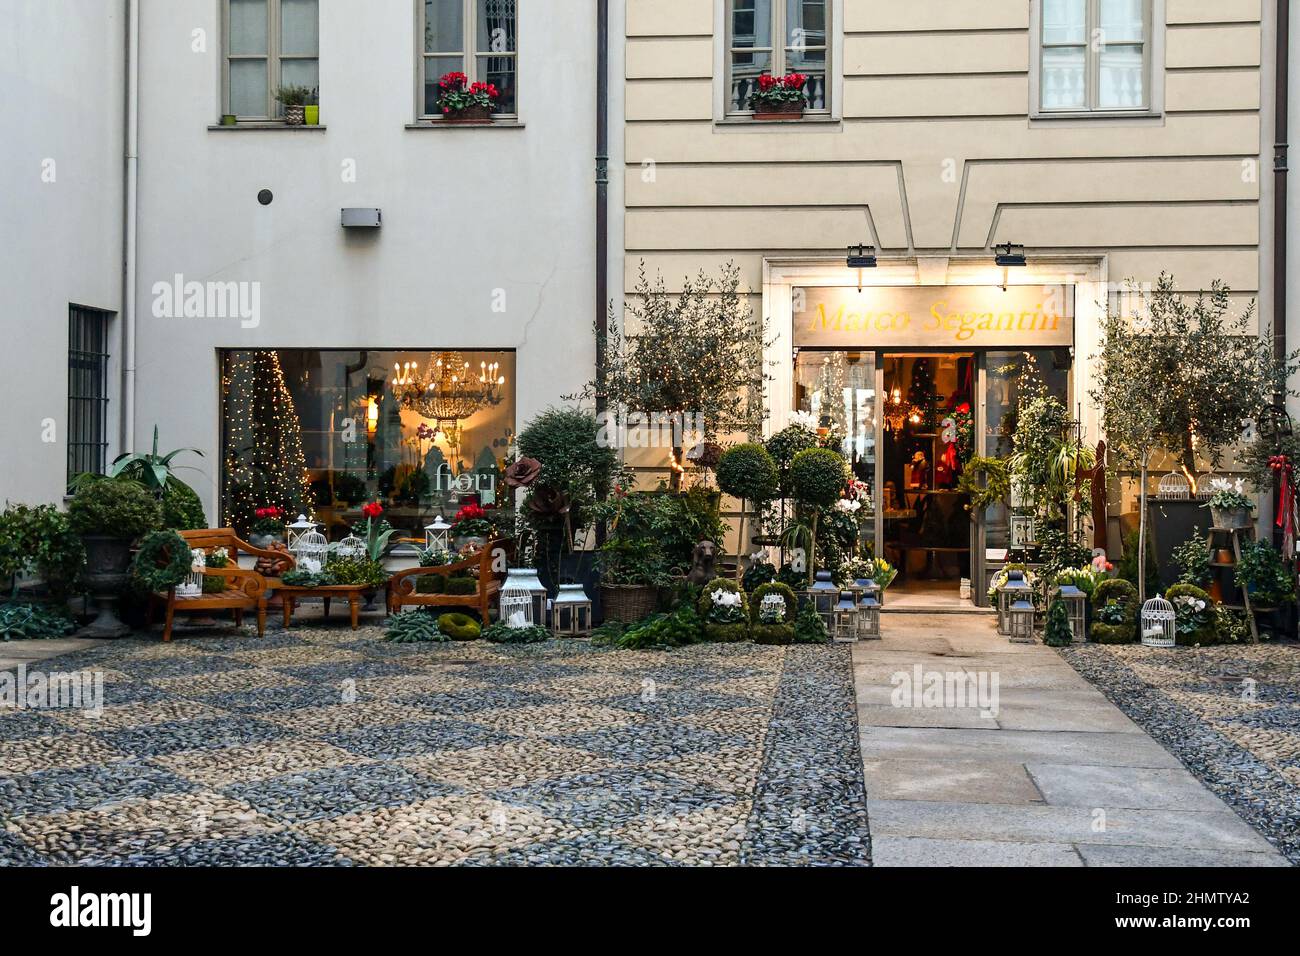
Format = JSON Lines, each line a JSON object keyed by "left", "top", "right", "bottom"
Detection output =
{"left": 847, "top": 244, "right": 877, "bottom": 291}
{"left": 994, "top": 242, "right": 1026, "bottom": 291}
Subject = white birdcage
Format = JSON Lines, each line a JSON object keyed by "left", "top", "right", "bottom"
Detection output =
{"left": 499, "top": 580, "right": 533, "bottom": 628}
{"left": 1157, "top": 472, "right": 1190, "bottom": 500}
{"left": 1141, "top": 596, "right": 1176, "bottom": 647}
{"left": 424, "top": 515, "right": 452, "bottom": 553}
{"left": 1007, "top": 598, "right": 1037, "bottom": 643}
{"left": 287, "top": 516, "right": 328, "bottom": 573}
{"left": 1055, "top": 584, "right": 1087, "bottom": 643}
{"left": 1195, "top": 474, "right": 1217, "bottom": 500}
{"left": 334, "top": 534, "right": 366, "bottom": 561}
{"left": 176, "top": 548, "right": 206, "bottom": 598}
{"left": 833, "top": 591, "right": 859, "bottom": 642}
{"left": 856, "top": 594, "right": 881, "bottom": 640}
{"left": 502, "top": 567, "right": 549, "bottom": 625}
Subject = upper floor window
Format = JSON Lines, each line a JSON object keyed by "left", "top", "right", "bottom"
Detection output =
{"left": 67, "top": 305, "right": 112, "bottom": 489}
{"left": 727, "top": 0, "right": 829, "bottom": 114}
{"left": 420, "top": 0, "right": 518, "bottom": 118}
{"left": 224, "top": 0, "right": 319, "bottom": 120}
{"left": 1039, "top": 0, "right": 1150, "bottom": 113}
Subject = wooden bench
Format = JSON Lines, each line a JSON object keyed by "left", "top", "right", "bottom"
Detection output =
{"left": 387, "top": 538, "right": 509, "bottom": 622}
{"left": 148, "top": 529, "right": 295, "bottom": 642}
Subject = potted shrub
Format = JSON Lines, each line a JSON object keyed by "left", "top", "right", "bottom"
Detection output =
{"left": 67, "top": 478, "right": 162, "bottom": 637}
{"left": 1166, "top": 584, "right": 1218, "bottom": 645}
{"left": 436, "top": 71, "right": 499, "bottom": 123}
{"left": 275, "top": 84, "right": 311, "bottom": 125}
{"left": 592, "top": 486, "right": 671, "bottom": 623}
{"left": 248, "top": 506, "right": 287, "bottom": 549}
{"left": 696, "top": 577, "right": 749, "bottom": 642}
{"left": 0, "top": 503, "right": 85, "bottom": 599}
{"left": 1203, "top": 478, "right": 1254, "bottom": 530}
{"left": 789, "top": 447, "right": 849, "bottom": 583}
{"left": 749, "top": 72, "right": 808, "bottom": 120}
{"left": 1234, "top": 540, "right": 1296, "bottom": 631}
{"left": 1089, "top": 578, "right": 1138, "bottom": 644}
{"left": 749, "top": 581, "right": 797, "bottom": 645}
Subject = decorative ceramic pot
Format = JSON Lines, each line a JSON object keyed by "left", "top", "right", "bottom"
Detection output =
{"left": 283, "top": 105, "right": 305, "bottom": 126}
{"left": 304, "top": 105, "right": 319, "bottom": 125}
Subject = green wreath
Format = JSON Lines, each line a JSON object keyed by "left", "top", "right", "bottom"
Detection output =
{"left": 956, "top": 456, "right": 1010, "bottom": 513}
{"left": 131, "top": 530, "right": 194, "bottom": 592}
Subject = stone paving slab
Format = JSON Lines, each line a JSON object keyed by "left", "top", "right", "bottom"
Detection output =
{"left": 861, "top": 725, "right": 1185, "bottom": 768}
{"left": 1074, "top": 844, "right": 1291, "bottom": 867}
{"left": 1025, "top": 763, "right": 1230, "bottom": 812}
{"left": 871, "top": 835, "right": 1082, "bottom": 867}
{"left": 863, "top": 757, "right": 1042, "bottom": 804}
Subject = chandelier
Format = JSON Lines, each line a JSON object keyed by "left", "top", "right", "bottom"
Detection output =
{"left": 883, "top": 387, "right": 909, "bottom": 434}
{"left": 390, "top": 352, "right": 506, "bottom": 425}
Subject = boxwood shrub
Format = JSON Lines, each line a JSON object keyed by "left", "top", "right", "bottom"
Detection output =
{"left": 1090, "top": 578, "right": 1138, "bottom": 644}
{"left": 696, "top": 577, "right": 749, "bottom": 643}
{"left": 1165, "top": 583, "right": 1218, "bottom": 646}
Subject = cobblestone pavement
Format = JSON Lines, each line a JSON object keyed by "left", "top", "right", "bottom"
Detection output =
{"left": 0, "top": 627, "right": 870, "bottom": 866}
{"left": 1060, "top": 642, "right": 1300, "bottom": 865}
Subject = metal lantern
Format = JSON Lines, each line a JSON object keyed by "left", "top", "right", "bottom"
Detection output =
{"left": 334, "top": 534, "right": 366, "bottom": 561}
{"left": 552, "top": 583, "right": 592, "bottom": 637}
{"left": 176, "top": 548, "right": 205, "bottom": 598}
{"left": 286, "top": 515, "right": 328, "bottom": 572}
{"left": 1157, "top": 472, "right": 1190, "bottom": 500}
{"left": 833, "top": 591, "right": 859, "bottom": 642}
{"left": 855, "top": 594, "right": 881, "bottom": 640}
{"left": 852, "top": 577, "right": 881, "bottom": 606}
{"left": 503, "top": 567, "right": 549, "bottom": 626}
{"left": 499, "top": 581, "right": 533, "bottom": 628}
{"left": 997, "top": 570, "right": 1031, "bottom": 635}
{"left": 424, "top": 515, "right": 452, "bottom": 554}
{"left": 1007, "top": 598, "right": 1037, "bottom": 643}
{"left": 1141, "top": 596, "right": 1176, "bottom": 647}
{"left": 1055, "top": 584, "right": 1087, "bottom": 643}
{"left": 806, "top": 571, "right": 839, "bottom": 628}
{"left": 758, "top": 592, "right": 787, "bottom": 624}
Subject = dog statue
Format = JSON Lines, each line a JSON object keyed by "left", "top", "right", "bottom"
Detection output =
{"left": 686, "top": 540, "right": 718, "bottom": 587}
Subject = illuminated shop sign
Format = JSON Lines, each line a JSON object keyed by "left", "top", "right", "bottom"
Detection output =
{"left": 793, "top": 285, "right": 1074, "bottom": 348}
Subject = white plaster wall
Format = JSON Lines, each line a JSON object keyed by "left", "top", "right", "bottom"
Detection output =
{"left": 131, "top": 0, "right": 597, "bottom": 521}
{"left": 0, "top": 0, "right": 127, "bottom": 506}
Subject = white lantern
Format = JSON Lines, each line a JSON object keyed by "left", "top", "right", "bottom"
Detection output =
{"left": 287, "top": 515, "right": 327, "bottom": 573}
{"left": 855, "top": 594, "right": 881, "bottom": 640}
{"left": 552, "top": 583, "right": 592, "bottom": 637}
{"left": 1141, "top": 596, "right": 1176, "bottom": 647}
{"left": 286, "top": 514, "right": 319, "bottom": 553}
{"left": 424, "top": 515, "right": 452, "bottom": 554}
{"left": 176, "top": 548, "right": 205, "bottom": 598}
{"left": 997, "top": 570, "right": 1031, "bottom": 635}
{"left": 1007, "top": 598, "right": 1037, "bottom": 644}
{"left": 833, "top": 591, "right": 859, "bottom": 642}
{"left": 503, "top": 567, "right": 549, "bottom": 626}
{"left": 1055, "top": 584, "right": 1087, "bottom": 643}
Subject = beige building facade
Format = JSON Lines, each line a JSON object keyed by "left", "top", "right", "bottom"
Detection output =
{"left": 621, "top": 0, "right": 1275, "bottom": 598}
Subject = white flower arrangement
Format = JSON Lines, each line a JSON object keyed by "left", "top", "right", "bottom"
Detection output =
{"left": 711, "top": 588, "right": 742, "bottom": 608}
{"left": 788, "top": 410, "right": 820, "bottom": 431}
{"left": 834, "top": 498, "right": 861, "bottom": 514}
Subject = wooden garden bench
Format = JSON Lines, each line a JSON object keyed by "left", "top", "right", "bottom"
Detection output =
{"left": 148, "top": 529, "right": 294, "bottom": 642}
{"left": 387, "top": 537, "right": 510, "bottom": 622}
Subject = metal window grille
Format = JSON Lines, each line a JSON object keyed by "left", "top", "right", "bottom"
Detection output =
{"left": 67, "top": 305, "right": 112, "bottom": 488}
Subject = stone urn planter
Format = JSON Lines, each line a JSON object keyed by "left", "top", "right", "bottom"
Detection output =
{"left": 78, "top": 535, "right": 134, "bottom": 638}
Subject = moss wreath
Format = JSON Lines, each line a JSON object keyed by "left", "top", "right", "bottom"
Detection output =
{"left": 438, "top": 612, "right": 482, "bottom": 641}
{"left": 956, "top": 456, "right": 1011, "bottom": 513}
{"left": 130, "top": 530, "right": 194, "bottom": 592}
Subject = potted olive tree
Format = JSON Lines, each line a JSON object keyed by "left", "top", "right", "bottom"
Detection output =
{"left": 67, "top": 478, "right": 162, "bottom": 637}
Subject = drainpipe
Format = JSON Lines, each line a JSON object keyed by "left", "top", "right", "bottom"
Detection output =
{"left": 1274, "top": 0, "right": 1289, "bottom": 549}
{"left": 121, "top": 0, "right": 140, "bottom": 455}
{"left": 594, "top": 0, "right": 609, "bottom": 543}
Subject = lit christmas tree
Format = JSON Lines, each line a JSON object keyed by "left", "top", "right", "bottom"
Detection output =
{"left": 222, "top": 351, "right": 314, "bottom": 534}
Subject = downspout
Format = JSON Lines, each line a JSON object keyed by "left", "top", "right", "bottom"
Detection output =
{"left": 594, "top": 0, "right": 610, "bottom": 544}
{"left": 1274, "top": 0, "right": 1289, "bottom": 549}
{"left": 122, "top": 0, "right": 140, "bottom": 454}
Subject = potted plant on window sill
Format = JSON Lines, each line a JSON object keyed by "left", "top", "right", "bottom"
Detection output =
{"left": 750, "top": 72, "right": 808, "bottom": 121}
{"left": 436, "top": 71, "right": 499, "bottom": 124}
{"left": 274, "top": 84, "right": 312, "bottom": 126}
{"left": 304, "top": 86, "right": 320, "bottom": 126}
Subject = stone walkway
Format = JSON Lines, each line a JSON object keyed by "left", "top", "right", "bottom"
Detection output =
{"left": 855, "top": 614, "right": 1287, "bottom": 866}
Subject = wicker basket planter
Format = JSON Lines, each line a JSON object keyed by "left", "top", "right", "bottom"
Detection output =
{"left": 600, "top": 583, "right": 658, "bottom": 623}
{"left": 752, "top": 101, "right": 803, "bottom": 120}
{"left": 443, "top": 105, "right": 493, "bottom": 124}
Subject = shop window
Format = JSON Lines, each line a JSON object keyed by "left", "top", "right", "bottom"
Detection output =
{"left": 726, "top": 0, "right": 830, "bottom": 115}
{"left": 220, "top": 349, "right": 515, "bottom": 540}
{"left": 420, "top": 0, "right": 518, "bottom": 118}
{"left": 1034, "top": 0, "right": 1158, "bottom": 115}
{"left": 224, "top": 0, "right": 319, "bottom": 121}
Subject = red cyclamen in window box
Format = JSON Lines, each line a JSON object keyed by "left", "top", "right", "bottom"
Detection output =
{"left": 750, "top": 72, "right": 808, "bottom": 119}
{"left": 437, "top": 71, "right": 500, "bottom": 123}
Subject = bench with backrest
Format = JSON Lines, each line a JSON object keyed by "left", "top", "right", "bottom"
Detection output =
{"left": 387, "top": 537, "right": 509, "bottom": 622}
{"left": 148, "top": 529, "right": 295, "bottom": 642}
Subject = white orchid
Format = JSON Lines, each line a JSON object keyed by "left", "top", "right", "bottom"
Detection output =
{"left": 835, "top": 498, "right": 861, "bottom": 514}
{"left": 788, "top": 410, "right": 819, "bottom": 431}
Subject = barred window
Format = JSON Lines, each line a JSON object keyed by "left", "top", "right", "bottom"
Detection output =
{"left": 67, "top": 306, "right": 112, "bottom": 488}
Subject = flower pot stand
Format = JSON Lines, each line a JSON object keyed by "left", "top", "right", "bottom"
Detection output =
{"left": 1204, "top": 525, "right": 1260, "bottom": 643}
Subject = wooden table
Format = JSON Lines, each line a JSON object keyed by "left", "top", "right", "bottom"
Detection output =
{"left": 275, "top": 584, "right": 373, "bottom": 631}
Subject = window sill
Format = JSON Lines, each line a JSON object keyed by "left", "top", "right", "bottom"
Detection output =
{"left": 1029, "top": 110, "right": 1163, "bottom": 127}
{"left": 207, "top": 122, "right": 327, "bottom": 131}
{"left": 714, "top": 115, "right": 840, "bottom": 130}
{"left": 405, "top": 120, "right": 525, "bottom": 130}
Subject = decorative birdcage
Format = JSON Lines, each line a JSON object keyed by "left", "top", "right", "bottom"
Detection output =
{"left": 1195, "top": 474, "right": 1217, "bottom": 500}
{"left": 806, "top": 571, "right": 839, "bottom": 628}
{"left": 552, "top": 583, "right": 592, "bottom": 637}
{"left": 1157, "top": 472, "right": 1191, "bottom": 500}
{"left": 287, "top": 515, "right": 328, "bottom": 573}
{"left": 1007, "top": 598, "right": 1037, "bottom": 643}
{"left": 1055, "top": 584, "right": 1087, "bottom": 643}
{"left": 176, "top": 548, "right": 206, "bottom": 598}
{"left": 856, "top": 594, "right": 881, "bottom": 640}
{"left": 758, "top": 592, "right": 787, "bottom": 624}
{"left": 997, "top": 570, "right": 1031, "bottom": 635}
{"left": 499, "top": 580, "right": 533, "bottom": 628}
{"left": 1141, "top": 596, "right": 1176, "bottom": 647}
{"left": 334, "top": 534, "right": 366, "bottom": 561}
{"left": 503, "top": 567, "right": 549, "bottom": 626}
{"left": 424, "top": 515, "right": 452, "bottom": 553}
{"left": 833, "top": 591, "right": 859, "bottom": 642}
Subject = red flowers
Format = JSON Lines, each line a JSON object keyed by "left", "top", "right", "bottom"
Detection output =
{"left": 254, "top": 506, "right": 284, "bottom": 520}
{"left": 361, "top": 501, "right": 384, "bottom": 519}
{"left": 757, "top": 72, "right": 808, "bottom": 92}
{"left": 454, "top": 503, "right": 486, "bottom": 523}
{"left": 437, "top": 71, "right": 501, "bottom": 114}
{"left": 438, "top": 71, "right": 469, "bottom": 90}
{"left": 469, "top": 81, "right": 499, "bottom": 99}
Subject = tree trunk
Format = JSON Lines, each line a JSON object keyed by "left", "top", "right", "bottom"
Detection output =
{"left": 670, "top": 445, "right": 683, "bottom": 492}
{"left": 1138, "top": 453, "right": 1150, "bottom": 605}
{"left": 734, "top": 499, "right": 746, "bottom": 584}
{"left": 1180, "top": 430, "right": 1198, "bottom": 493}
{"left": 807, "top": 511, "right": 820, "bottom": 585}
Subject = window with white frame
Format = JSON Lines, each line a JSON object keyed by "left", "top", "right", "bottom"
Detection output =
{"left": 224, "top": 0, "right": 319, "bottom": 120}
{"left": 727, "top": 0, "right": 829, "bottom": 114}
{"left": 420, "top": 0, "right": 518, "bottom": 117}
{"left": 1039, "top": 0, "right": 1150, "bottom": 113}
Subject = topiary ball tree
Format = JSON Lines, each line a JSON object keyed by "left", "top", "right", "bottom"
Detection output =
{"left": 789, "top": 447, "right": 848, "bottom": 583}
{"left": 716, "top": 443, "right": 779, "bottom": 583}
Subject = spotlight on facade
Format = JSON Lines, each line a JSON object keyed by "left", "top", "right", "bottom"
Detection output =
{"left": 847, "top": 244, "right": 877, "bottom": 291}
{"left": 994, "top": 243, "right": 1026, "bottom": 267}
